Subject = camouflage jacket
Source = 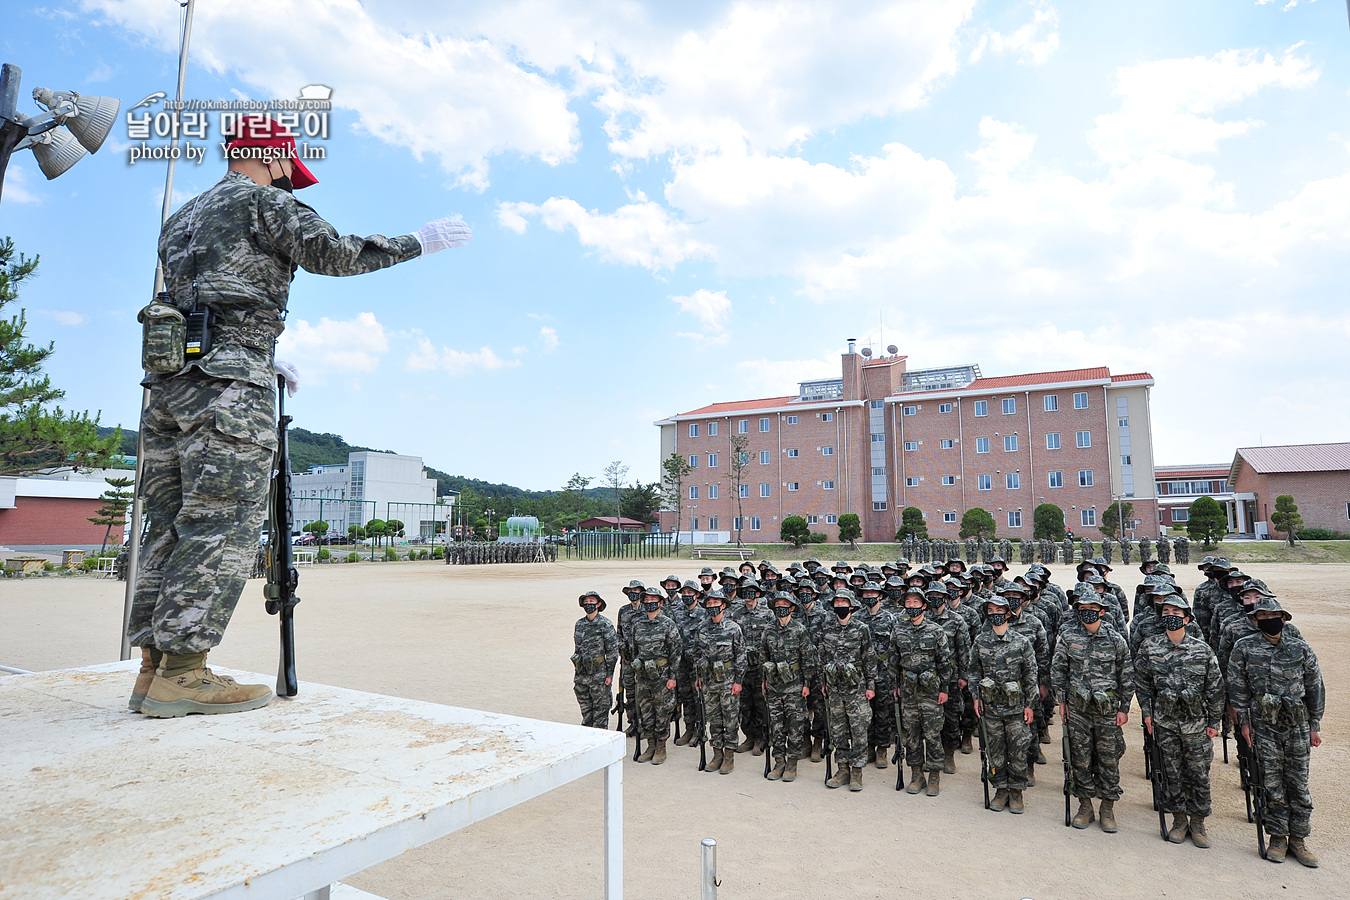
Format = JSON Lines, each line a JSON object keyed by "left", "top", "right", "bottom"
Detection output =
{"left": 626, "top": 614, "right": 682, "bottom": 682}
{"left": 668, "top": 600, "right": 708, "bottom": 653}
{"left": 1128, "top": 607, "right": 1204, "bottom": 660}
{"left": 617, "top": 602, "right": 642, "bottom": 661}
{"left": 571, "top": 615, "right": 619, "bottom": 682}
{"left": 1072, "top": 582, "right": 1126, "bottom": 633}
{"left": 818, "top": 618, "right": 877, "bottom": 693}
{"left": 1024, "top": 598, "right": 1059, "bottom": 657}
{"left": 694, "top": 617, "right": 747, "bottom": 685}
{"left": 1134, "top": 632, "right": 1224, "bottom": 734}
{"left": 1190, "top": 579, "right": 1224, "bottom": 636}
{"left": 155, "top": 172, "right": 421, "bottom": 388}
{"left": 967, "top": 627, "right": 1038, "bottom": 716}
{"left": 1228, "top": 632, "right": 1324, "bottom": 732}
{"left": 887, "top": 617, "right": 954, "bottom": 700}
{"left": 732, "top": 603, "right": 774, "bottom": 669}
{"left": 933, "top": 608, "right": 972, "bottom": 683}
{"left": 1041, "top": 581, "right": 1069, "bottom": 614}
{"left": 1208, "top": 594, "right": 1243, "bottom": 648}
{"left": 761, "top": 618, "right": 816, "bottom": 692}
{"left": 1007, "top": 611, "right": 1050, "bottom": 688}
{"left": 1105, "top": 580, "right": 1131, "bottom": 623}
{"left": 859, "top": 605, "right": 899, "bottom": 687}
{"left": 1219, "top": 615, "right": 1303, "bottom": 677}
{"left": 1051, "top": 620, "right": 1134, "bottom": 716}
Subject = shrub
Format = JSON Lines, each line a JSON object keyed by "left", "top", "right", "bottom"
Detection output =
{"left": 959, "top": 507, "right": 996, "bottom": 540}
{"left": 837, "top": 513, "right": 861, "bottom": 549}
{"left": 317, "top": 547, "right": 331, "bottom": 561}
{"left": 1294, "top": 528, "right": 1347, "bottom": 541}
{"left": 1186, "top": 496, "right": 1227, "bottom": 548}
{"left": 43, "top": 561, "right": 56, "bottom": 572}
{"left": 346, "top": 552, "right": 361, "bottom": 563}
{"left": 432, "top": 546, "right": 445, "bottom": 559}
{"left": 80, "top": 557, "right": 99, "bottom": 572}
{"left": 809, "top": 532, "right": 827, "bottom": 543}
{"left": 780, "top": 515, "right": 811, "bottom": 548}
{"left": 384, "top": 546, "right": 398, "bottom": 561}
{"left": 896, "top": 507, "right": 928, "bottom": 541}
{"left": 1033, "top": 503, "right": 1066, "bottom": 540}
{"left": 418, "top": 549, "right": 429, "bottom": 560}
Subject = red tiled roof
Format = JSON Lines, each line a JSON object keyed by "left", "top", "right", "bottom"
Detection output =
{"left": 1111, "top": 372, "right": 1153, "bottom": 383}
{"left": 941, "top": 367, "right": 1111, "bottom": 393}
{"left": 1155, "top": 464, "right": 1230, "bottom": 479}
{"left": 1233, "top": 443, "right": 1350, "bottom": 475}
{"left": 676, "top": 396, "right": 796, "bottom": 417}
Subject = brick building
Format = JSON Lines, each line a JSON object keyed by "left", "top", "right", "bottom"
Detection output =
{"left": 1154, "top": 464, "right": 1232, "bottom": 532}
{"left": 655, "top": 342, "right": 1159, "bottom": 543}
{"left": 0, "top": 469, "right": 131, "bottom": 550}
{"left": 1228, "top": 443, "right": 1350, "bottom": 538}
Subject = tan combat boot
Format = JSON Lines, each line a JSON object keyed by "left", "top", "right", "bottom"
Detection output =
{"left": 1035, "top": 746, "right": 1047, "bottom": 765}
{"left": 809, "top": 736, "right": 823, "bottom": 763}
{"left": 637, "top": 739, "right": 655, "bottom": 763}
{"left": 926, "top": 769, "right": 941, "bottom": 797}
{"left": 651, "top": 739, "right": 667, "bottom": 765}
{"left": 1099, "top": 799, "right": 1118, "bottom": 833}
{"left": 719, "top": 752, "right": 735, "bottom": 775}
{"left": 960, "top": 732, "right": 973, "bottom": 755}
{"left": 866, "top": 745, "right": 877, "bottom": 765}
{"left": 1288, "top": 837, "right": 1317, "bottom": 867}
{"left": 128, "top": 646, "right": 162, "bottom": 712}
{"left": 674, "top": 723, "right": 692, "bottom": 746}
{"left": 943, "top": 750, "right": 957, "bottom": 775}
{"left": 767, "top": 757, "right": 786, "bottom": 781}
{"left": 906, "top": 766, "right": 926, "bottom": 794}
{"left": 1071, "top": 797, "right": 1095, "bottom": 829}
{"left": 849, "top": 766, "right": 863, "bottom": 791}
{"left": 1008, "top": 789, "right": 1025, "bottom": 815}
{"left": 990, "top": 788, "right": 1009, "bottom": 812}
{"left": 826, "top": 761, "right": 851, "bottom": 789}
{"left": 1266, "top": 835, "right": 1287, "bottom": 863}
{"left": 1027, "top": 764, "right": 1036, "bottom": 787}
{"left": 139, "top": 653, "right": 273, "bottom": 718}
{"left": 707, "top": 748, "right": 724, "bottom": 772}
{"left": 782, "top": 758, "right": 797, "bottom": 782}
{"left": 1189, "top": 816, "right": 1211, "bottom": 849}
{"left": 736, "top": 734, "right": 756, "bottom": 753}
{"left": 875, "top": 745, "right": 889, "bottom": 769}
{"left": 802, "top": 735, "right": 813, "bottom": 761}
{"left": 1167, "top": 813, "right": 1188, "bottom": 843}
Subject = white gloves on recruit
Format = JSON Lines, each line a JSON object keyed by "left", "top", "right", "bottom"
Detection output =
{"left": 274, "top": 359, "right": 300, "bottom": 397}
{"left": 415, "top": 218, "right": 473, "bottom": 255}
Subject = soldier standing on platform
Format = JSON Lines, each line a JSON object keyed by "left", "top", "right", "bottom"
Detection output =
{"left": 571, "top": 591, "right": 619, "bottom": 729}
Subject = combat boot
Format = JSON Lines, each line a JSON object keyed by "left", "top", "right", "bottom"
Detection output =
{"left": 1039, "top": 728, "right": 1051, "bottom": 745}
{"left": 128, "top": 646, "right": 162, "bottom": 712}
{"left": 651, "top": 739, "right": 667, "bottom": 765}
{"left": 1266, "top": 835, "right": 1287, "bottom": 863}
{"left": 802, "top": 735, "right": 813, "bottom": 761}
{"left": 849, "top": 766, "right": 863, "bottom": 791}
{"left": 707, "top": 748, "right": 724, "bottom": 772}
{"left": 990, "top": 788, "right": 1009, "bottom": 811}
{"left": 637, "top": 740, "right": 655, "bottom": 763}
{"left": 1027, "top": 764, "right": 1036, "bottom": 787}
{"left": 1288, "top": 837, "right": 1318, "bottom": 868}
{"left": 736, "top": 734, "right": 756, "bottom": 753}
{"left": 625, "top": 724, "right": 637, "bottom": 737}
{"left": 1035, "top": 746, "right": 1047, "bottom": 765}
{"left": 1071, "top": 797, "right": 1095, "bottom": 829}
{"left": 1189, "top": 816, "right": 1211, "bottom": 849}
{"left": 140, "top": 653, "right": 273, "bottom": 718}
{"left": 943, "top": 750, "right": 957, "bottom": 775}
{"left": 826, "top": 763, "right": 851, "bottom": 789}
{"left": 767, "top": 757, "right": 785, "bottom": 781}
{"left": 719, "top": 752, "right": 735, "bottom": 775}
{"left": 960, "top": 732, "right": 973, "bottom": 755}
{"left": 674, "top": 723, "right": 692, "bottom": 746}
{"left": 866, "top": 745, "right": 876, "bottom": 765}
{"left": 751, "top": 738, "right": 765, "bottom": 757}
{"left": 782, "top": 758, "right": 798, "bottom": 782}
{"left": 926, "top": 769, "right": 941, "bottom": 797}
{"left": 1008, "top": 790, "right": 1025, "bottom": 815}
{"left": 1167, "top": 813, "right": 1188, "bottom": 844}
{"left": 809, "top": 736, "right": 823, "bottom": 763}
{"left": 875, "top": 745, "right": 889, "bottom": 769}
{"left": 1098, "top": 799, "right": 1118, "bottom": 833}
{"left": 906, "top": 766, "right": 926, "bottom": 794}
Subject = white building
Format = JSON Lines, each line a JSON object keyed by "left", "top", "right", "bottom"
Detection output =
{"left": 291, "top": 451, "right": 449, "bottom": 540}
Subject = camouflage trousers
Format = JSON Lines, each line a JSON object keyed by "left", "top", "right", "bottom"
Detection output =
{"left": 675, "top": 657, "right": 698, "bottom": 730}
{"left": 574, "top": 676, "right": 612, "bottom": 730}
{"left": 901, "top": 690, "right": 945, "bottom": 771}
{"left": 1254, "top": 723, "right": 1314, "bottom": 838}
{"left": 127, "top": 374, "right": 276, "bottom": 655}
{"left": 701, "top": 680, "right": 741, "bottom": 750}
{"left": 740, "top": 671, "right": 767, "bottom": 746}
{"left": 825, "top": 685, "right": 872, "bottom": 769}
{"left": 867, "top": 680, "right": 896, "bottom": 749}
{"left": 960, "top": 683, "right": 977, "bottom": 738}
{"left": 1154, "top": 726, "right": 1213, "bottom": 817}
{"left": 941, "top": 684, "right": 964, "bottom": 751}
{"left": 807, "top": 678, "right": 826, "bottom": 739}
{"left": 634, "top": 674, "right": 675, "bottom": 739}
{"left": 765, "top": 686, "right": 807, "bottom": 759}
{"left": 981, "top": 711, "right": 1032, "bottom": 790}
{"left": 1066, "top": 709, "right": 1123, "bottom": 800}
{"left": 620, "top": 659, "right": 638, "bottom": 726}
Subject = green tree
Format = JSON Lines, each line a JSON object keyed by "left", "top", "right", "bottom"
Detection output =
{"left": 563, "top": 472, "right": 591, "bottom": 533}
{"left": 347, "top": 524, "right": 366, "bottom": 542}
{"left": 0, "top": 238, "right": 119, "bottom": 475}
{"left": 959, "top": 507, "right": 997, "bottom": 540}
{"left": 303, "top": 519, "right": 328, "bottom": 537}
{"left": 621, "top": 481, "right": 661, "bottom": 525}
{"left": 473, "top": 517, "right": 488, "bottom": 539}
{"left": 386, "top": 518, "right": 405, "bottom": 539}
{"left": 364, "top": 518, "right": 387, "bottom": 546}
{"left": 837, "top": 513, "right": 861, "bottom": 550}
{"left": 1033, "top": 503, "right": 1065, "bottom": 540}
{"left": 87, "top": 475, "right": 134, "bottom": 555}
{"left": 1185, "top": 496, "right": 1227, "bottom": 549}
{"left": 896, "top": 506, "right": 928, "bottom": 541}
{"left": 781, "top": 515, "right": 811, "bottom": 548}
{"left": 660, "top": 451, "right": 693, "bottom": 543}
{"left": 1271, "top": 495, "right": 1303, "bottom": 547}
{"left": 1099, "top": 501, "right": 1133, "bottom": 539}
{"left": 729, "top": 434, "right": 750, "bottom": 546}
{"left": 602, "top": 460, "right": 628, "bottom": 528}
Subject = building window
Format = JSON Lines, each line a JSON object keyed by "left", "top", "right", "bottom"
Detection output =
{"left": 1002, "top": 397, "right": 1016, "bottom": 415}
{"left": 1076, "top": 430, "right": 1092, "bottom": 448}
{"left": 978, "top": 474, "right": 992, "bottom": 490}
{"left": 689, "top": 486, "right": 699, "bottom": 499}
{"left": 739, "top": 484, "right": 750, "bottom": 498}
{"left": 1073, "top": 392, "right": 1089, "bottom": 409}
{"left": 806, "top": 515, "right": 818, "bottom": 525}
{"left": 871, "top": 433, "right": 885, "bottom": 443}
{"left": 941, "top": 475, "right": 956, "bottom": 485}
{"left": 1171, "top": 508, "right": 1189, "bottom": 523}
{"left": 940, "top": 439, "right": 954, "bottom": 449}
{"left": 759, "top": 450, "right": 771, "bottom": 464}
{"left": 822, "top": 412, "right": 834, "bottom": 423}
{"left": 1008, "top": 510, "right": 1023, "bottom": 528}
{"left": 759, "top": 418, "right": 771, "bottom": 432}
{"left": 975, "top": 437, "right": 990, "bottom": 454}
{"left": 903, "top": 405, "right": 917, "bottom": 416}
{"left": 1118, "top": 416, "right": 1129, "bottom": 428}
{"left": 689, "top": 455, "right": 698, "bottom": 468}
{"left": 1006, "top": 472, "right": 1020, "bottom": 490}
{"left": 1121, "top": 455, "right": 1131, "bottom": 466}
{"left": 822, "top": 446, "right": 834, "bottom": 456}
{"left": 1079, "top": 469, "right": 1094, "bottom": 487}
{"left": 709, "top": 484, "right": 719, "bottom": 499}
{"left": 904, "top": 441, "right": 918, "bottom": 451}
{"left": 738, "top": 451, "right": 750, "bottom": 466}
{"left": 823, "top": 480, "right": 836, "bottom": 490}
{"left": 906, "top": 477, "right": 919, "bottom": 487}
{"left": 1044, "top": 395, "right": 1058, "bottom": 412}
{"left": 871, "top": 400, "right": 884, "bottom": 409}
{"left": 709, "top": 421, "right": 719, "bottom": 436}
{"left": 786, "top": 415, "right": 798, "bottom": 425}
{"left": 708, "top": 453, "right": 719, "bottom": 468}
{"left": 788, "top": 482, "right": 800, "bottom": 492}
{"left": 1081, "top": 509, "right": 1096, "bottom": 527}
{"left": 689, "top": 517, "right": 698, "bottom": 530}
{"left": 826, "top": 514, "right": 838, "bottom": 525}
{"left": 734, "top": 516, "right": 742, "bottom": 531}
{"left": 750, "top": 516, "right": 761, "bottom": 532}
{"left": 787, "top": 448, "right": 799, "bottom": 458}
{"left": 1046, "top": 432, "right": 1061, "bottom": 450}
{"left": 1004, "top": 434, "right": 1018, "bottom": 452}
{"left": 872, "top": 467, "right": 885, "bottom": 476}
{"left": 1048, "top": 471, "right": 1063, "bottom": 488}
{"left": 973, "top": 400, "right": 988, "bottom": 417}
{"left": 689, "top": 423, "right": 699, "bottom": 437}
{"left": 738, "top": 419, "right": 749, "bottom": 434}
{"left": 760, "top": 483, "right": 771, "bottom": 498}
{"left": 943, "top": 512, "right": 957, "bottom": 523}
{"left": 707, "top": 516, "right": 718, "bottom": 530}
{"left": 938, "top": 402, "right": 952, "bottom": 413}
{"left": 873, "top": 501, "right": 887, "bottom": 511}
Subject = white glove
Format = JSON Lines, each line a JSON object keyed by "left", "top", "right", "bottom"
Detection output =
{"left": 415, "top": 218, "right": 473, "bottom": 255}
{"left": 273, "top": 359, "right": 300, "bottom": 397}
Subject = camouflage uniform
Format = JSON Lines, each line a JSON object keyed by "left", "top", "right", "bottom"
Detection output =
{"left": 128, "top": 172, "right": 421, "bottom": 654}
{"left": 617, "top": 599, "right": 642, "bottom": 730}
{"left": 889, "top": 614, "right": 955, "bottom": 773}
{"left": 669, "top": 591, "right": 708, "bottom": 737}
{"left": 732, "top": 596, "right": 774, "bottom": 751}
{"left": 572, "top": 612, "right": 620, "bottom": 729}
{"left": 860, "top": 601, "right": 899, "bottom": 755}
{"left": 1191, "top": 575, "right": 1226, "bottom": 644}
{"left": 933, "top": 604, "right": 972, "bottom": 759}
{"left": 969, "top": 624, "right": 1038, "bottom": 791}
{"left": 627, "top": 613, "right": 682, "bottom": 742}
{"left": 1156, "top": 537, "right": 1171, "bottom": 564}
{"left": 1135, "top": 631, "right": 1225, "bottom": 817}
{"left": 761, "top": 612, "right": 815, "bottom": 763}
{"left": 695, "top": 611, "right": 747, "bottom": 752}
{"left": 819, "top": 612, "right": 877, "bottom": 771}
{"left": 1129, "top": 605, "right": 1204, "bottom": 661}
{"left": 799, "top": 597, "right": 831, "bottom": 749}
{"left": 1052, "top": 618, "right": 1134, "bottom": 802}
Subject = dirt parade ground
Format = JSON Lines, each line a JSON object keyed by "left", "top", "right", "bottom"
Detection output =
{"left": 2, "top": 558, "right": 1345, "bottom": 899}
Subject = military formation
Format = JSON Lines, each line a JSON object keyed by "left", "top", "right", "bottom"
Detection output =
{"left": 570, "top": 551, "right": 1324, "bottom": 866}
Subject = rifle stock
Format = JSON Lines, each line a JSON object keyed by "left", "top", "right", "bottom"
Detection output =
{"left": 1148, "top": 723, "right": 1168, "bottom": 840}
{"left": 614, "top": 685, "right": 625, "bottom": 732}
{"left": 978, "top": 710, "right": 992, "bottom": 809}
{"left": 263, "top": 375, "right": 299, "bottom": 698}
{"left": 823, "top": 688, "right": 833, "bottom": 784}
{"left": 1061, "top": 710, "right": 1073, "bottom": 827}
{"left": 894, "top": 696, "right": 904, "bottom": 791}
{"left": 1249, "top": 720, "right": 1268, "bottom": 859}
{"left": 696, "top": 691, "right": 707, "bottom": 771}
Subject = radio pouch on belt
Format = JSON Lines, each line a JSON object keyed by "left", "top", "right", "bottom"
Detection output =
{"left": 138, "top": 292, "right": 186, "bottom": 375}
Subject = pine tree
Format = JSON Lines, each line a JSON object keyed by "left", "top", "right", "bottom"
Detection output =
{"left": 87, "top": 475, "right": 134, "bottom": 555}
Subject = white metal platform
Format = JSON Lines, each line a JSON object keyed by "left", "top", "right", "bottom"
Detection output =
{"left": 0, "top": 661, "right": 625, "bottom": 900}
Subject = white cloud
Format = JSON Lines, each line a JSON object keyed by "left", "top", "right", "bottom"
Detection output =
{"left": 539, "top": 326, "right": 559, "bottom": 351}
{"left": 497, "top": 197, "right": 711, "bottom": 270}
{"left": 38, "top": 310, "right": 85, "bottom": 326}
{"left": 732, "top": 355, "right": 840, "bottom": 397}
{"left": 276, "top": 312, "right": 388, "bottom": 384}
{"left": 969, "top": 0, "right": 1060, "bottom": 66}
{"left": 670, "top": 289, "right": 731, "bottom": 331}
{"left": 405, "top": 337, "right": 520, "bottom": 375}
{"left": 1, "top": 167, "right": 41, "bottom": 204}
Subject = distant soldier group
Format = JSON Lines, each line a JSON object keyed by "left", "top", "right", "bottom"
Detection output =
{"left": 569, "top": 551, "right": 1324, "bottom": 865}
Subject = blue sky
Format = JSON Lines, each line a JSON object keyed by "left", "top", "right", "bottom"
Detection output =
{"left": 5, "top": 0, "right": 1348, "bottom": 490}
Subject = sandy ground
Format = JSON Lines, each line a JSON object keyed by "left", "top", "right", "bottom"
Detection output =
{"left": 2, "top": 559, "right": 1345, "bottom": 899}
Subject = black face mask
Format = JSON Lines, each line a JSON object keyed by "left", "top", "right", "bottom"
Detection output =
{"left": 774, "top": 606, "right": 792, "bottom": 619}
{"left": 705, "top": 603, "right": 722, "bottom": 615}
{"left": 583, "top": 602, "right": 598, "bottom": 614}
{"left": 988, "top": 612, "right": 1008, "bottom": 626}
{"left": 268, "top": 162, "right": 294, "bottom": 193}
{"left": 797, "top": 591, "right": 813, "bottom": 602}
{"left": 1160, "top": 614, "right": 1185, "bottom": 632}
{"left": 683, "top": 595, "right": 698, "bottom": 607}
{"left": 1077, "top": 608, "right": 1101, "bottom": 625}
{"left": 1257, "top": 617, "right": 1284, "bottom": 636}
{"left": 886, "top": 589, "right": 904, "bottom": 601}
{"left": 834, "top": 606, "right": 851, "bottom": 620}
{"left": 905, "top": 606, "right": 925, "bottom": 620}
{"left": 642, "top": 601, "right": 660, "bottom": 613}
